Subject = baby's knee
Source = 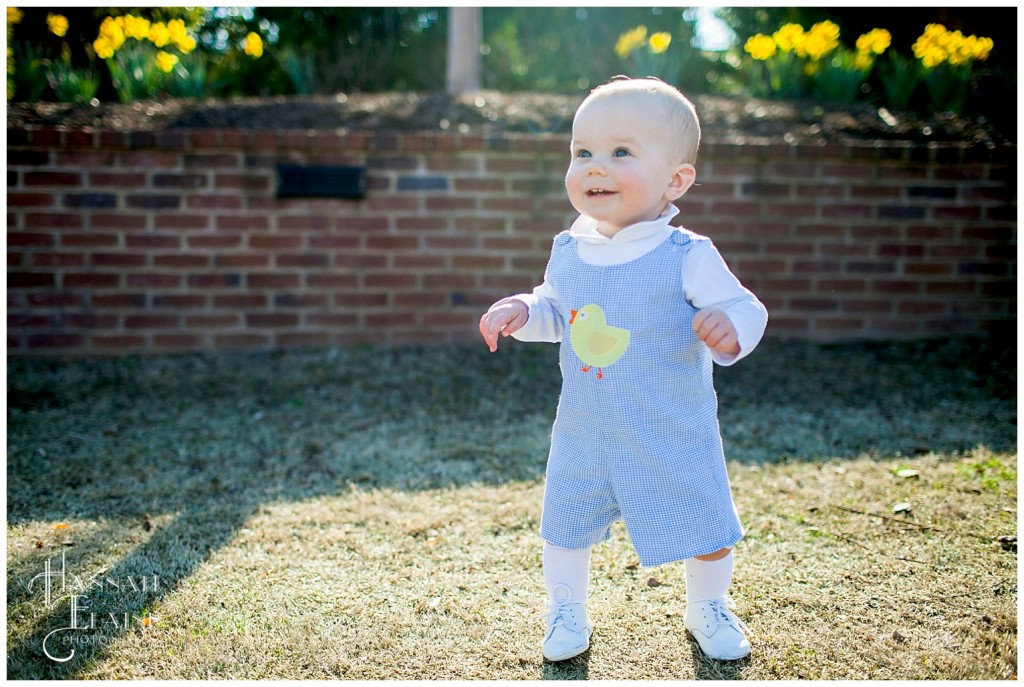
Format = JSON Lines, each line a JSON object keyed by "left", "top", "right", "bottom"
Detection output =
{"left": 693, "top": 547, "right": 731, "bottom": 562}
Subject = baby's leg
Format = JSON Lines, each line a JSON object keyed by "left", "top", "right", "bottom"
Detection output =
{"left": 541, "top": 541, "right": 592, "bottom": 661}
{"left": 683, "top": 547, "right": 751, "bottom": 660}
{"left": 686, "top": 547, "right": 733, "bottom": 601}
{"left": 543, "top": 541, "right": 591, "bottom": 603}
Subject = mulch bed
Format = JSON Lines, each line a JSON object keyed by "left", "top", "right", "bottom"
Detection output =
{"left": 7, "top": 90, "right": 1013, "bottom": 148}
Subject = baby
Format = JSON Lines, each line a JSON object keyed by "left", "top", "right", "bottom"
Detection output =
{"left": 479, "top": 77, "right": 768, "bottom": 662}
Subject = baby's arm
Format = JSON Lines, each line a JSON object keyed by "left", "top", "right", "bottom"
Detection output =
{"left": 684, "top": 239, "right": 768, "bottom": 365}
{"left": 479, "top": 280, "right": 564, "bottom": 352}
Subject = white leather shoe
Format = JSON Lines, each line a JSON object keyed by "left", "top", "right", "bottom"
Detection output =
{"left": 542, "top": 585, "right": 592, "bottom": 662}
{"left": 684, "top": 598, "right": 752, "bottom": 660}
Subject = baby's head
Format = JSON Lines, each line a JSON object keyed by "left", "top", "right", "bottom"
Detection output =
{"left": 579, "top": 77, "right": 701, "bottom": 165}
{"left": 566, "top": 77, "right": 700, "bottom": 236}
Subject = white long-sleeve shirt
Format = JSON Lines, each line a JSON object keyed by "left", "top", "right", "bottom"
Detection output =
{"left": 506, "top": 205, "right": 768, "bottom": 366}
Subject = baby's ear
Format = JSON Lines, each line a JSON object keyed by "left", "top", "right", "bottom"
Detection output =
{"left": 665, "top": 163, "right": 696, "bottom": 201}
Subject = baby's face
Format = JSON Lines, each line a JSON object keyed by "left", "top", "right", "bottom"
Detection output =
{"left": 565, "top": 95, "right": 692, "bottom": 238}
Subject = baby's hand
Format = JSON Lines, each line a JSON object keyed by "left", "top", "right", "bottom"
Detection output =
{"left": 692, "top": 307, "right": 740, "bottom": 356}
{"left": 479, "top": 299, "right": 529, "bottom": 352}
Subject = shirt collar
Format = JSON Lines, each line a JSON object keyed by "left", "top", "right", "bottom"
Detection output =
{"left": 568, "top": 204, "right": 680, "bottom": 245}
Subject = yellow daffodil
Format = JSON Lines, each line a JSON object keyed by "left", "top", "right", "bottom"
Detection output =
{"left": 797, "top": 20, "right": 840, "bottom": 60}
{"left": 744, "top": 34, "right": 777, "bottom": 61}
{"left": 164, "top": 19, "right": 196, "bottom": 53}
{"left": 853, "top": 52, "right": 874, "bottom": 70}
{"left": 46, "top": 13, "right": 68, "bottom": 37}
{"left": 648, "top": 32, "right": 671, "bottom": 54}
{"left": 244, "top": 32, "right": 263, "bottom": 58}
{"left": 772, "top": 23, "right": 805, "bottom": 53}
{"left": 973, "top": 36, "right": 994, "bottom": 60}
{"left": 175, "top": 34, "right": 196, "bottom": 54}
{"left": 155, "top": 50, "right": 178, "bottom": 73}
{"left": 98, "top": 16, "right": 126, "bottom": 51}
{"left": 148, "top": 21, "right": 170, "bottom": 48}
{"left": 8, "top": 7, "right": 23, "bottom": 24}
{"left": 614, "top": 25, "right": 647, "bottom": 59}
{"left": 855, "top": 28, "right": 891, "bottom": 56}
{"left": 93, "top": 36, "right": 115, "bottom": 59}
{"left": 122, "top": 14, "right": 150, "bottom": 41}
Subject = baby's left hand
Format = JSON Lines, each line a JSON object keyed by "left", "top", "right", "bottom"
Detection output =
{"left": 692, "top": 307, "right": 740, "bottom": 356}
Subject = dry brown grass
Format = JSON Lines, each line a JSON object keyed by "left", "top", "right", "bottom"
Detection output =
{"left": 6, "top": 337, "right": 1017, "bottom": 679}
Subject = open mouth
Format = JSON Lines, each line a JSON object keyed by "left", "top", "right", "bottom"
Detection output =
{"left": 586, "top": 189, "right": 615, "bottom": 197}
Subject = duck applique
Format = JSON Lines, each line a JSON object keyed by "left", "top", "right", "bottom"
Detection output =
{"left": 568, "top": 304, "right": 630, "bottom": 380}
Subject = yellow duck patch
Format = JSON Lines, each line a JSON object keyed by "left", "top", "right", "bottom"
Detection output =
{"left": 568, "top": 304, "right": 630, "bottom": 380}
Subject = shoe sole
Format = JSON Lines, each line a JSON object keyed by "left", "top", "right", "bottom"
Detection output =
{"left": 685, "top": 628, "right": 750, "bottom": 661}
{"left": 543, "top": 630, "right": 592, "bottom": 662}
{"left": 543, "top": 644, "right": 589, "bottom": 662}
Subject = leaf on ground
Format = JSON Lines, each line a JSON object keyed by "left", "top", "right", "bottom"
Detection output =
{"left": 896, "top": 469, "right": 921, "bottom": 479}
{"left": 646, "top": 577, "right": 662, "bottom": 588}
{"left": 892, "top": 502, "right": 912, "bottom": 514}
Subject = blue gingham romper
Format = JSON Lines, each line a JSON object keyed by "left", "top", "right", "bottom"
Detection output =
{"left": 539, "top": 229, "right": 744, "bottom": 567}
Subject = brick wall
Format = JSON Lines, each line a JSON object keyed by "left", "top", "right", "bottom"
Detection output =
{"left": 6, "top": 126, "right": 1016, "bottom": 357}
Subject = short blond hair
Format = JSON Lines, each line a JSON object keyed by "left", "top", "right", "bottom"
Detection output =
{"left": 584, "top": 77, "right": 701, "bottom": 165}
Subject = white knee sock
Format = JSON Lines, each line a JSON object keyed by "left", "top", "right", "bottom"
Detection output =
{"left": 684, "top": 550, "right": 734, "bottom": 603}
{"left": 543, "top": 541, "right": 591, "bottom": 604}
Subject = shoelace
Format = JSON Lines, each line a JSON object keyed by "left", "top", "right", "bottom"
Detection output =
{"left": 706, "top": 597, "right": 755, "bottom": 638}
{"left": 544, "top": 584, "right": 582, "bottom": 633}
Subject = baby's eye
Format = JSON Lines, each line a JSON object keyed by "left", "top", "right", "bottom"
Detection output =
{"left": 576, "top": 149, "right": 592, "bottom": 158}
{"left": 613, "top": 148, "right": 631, "bottom": 158}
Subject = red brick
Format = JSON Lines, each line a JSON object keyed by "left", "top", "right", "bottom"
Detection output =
{"left": 126, "top": 234, "right": 181, "bottom": 249}
{"left": 125, "top": 314, "right": 180, "bottom": 329}
{"left": 308, "top": 274, "right": 359, "bottom": 289}
{"left": 154, "top": 254, "right": 212, "bottom": 268}
{"left": 89, "top": 172, "right": 147, "bottom": 188}
{"left": 186, "top": 314, "right": 240, "bottom": 328}
{"left": 215, "top": 253, "right": 270, "bottom": 268}
{"left": 127, "top": 273, "right": 182, "bottom": 288}
{"left": 28, "top": 333, "right": 86, "bottom": 348}
{"left": 188, "top": 235, "right": 242, "bottom": 249}
{"left": 24, "top": 171, "right": 82, "bottom": 186}
{"left": 153, "top": 334, "right": 207, "bottom": 350}
{"left": 63, "top": 273, "right": 120, "bottom": 288}
{"left": 455, "top": 178, "right": 506, "bottom": 193}
{"left": 8, "top": 193, "right": 57, "bottom": 207}
{"left": 154, "top": 214, "right": 211, "bottom": 230}
{"left": 326, "top": 291, "right": 386, "bottom": 309}
{"left": 91, "top": 334, "right": 147, "bottom": 349}
{"left": 366, "top": 235, "right": 419, "bottom": 250}
{"left": 278, "top": 215, "right": 331, "bottom": 231}
{"left": 276, "top": 253, "right": 329, "bottom": 268}
{"left": 119, "top": 151, "right": 179, "bottom": 168}
{"left": 216, "top": 215, "right": 269, "bottom": 231}
{"left": 365, "top": 312, "right": 416, "bottom": 328}
{"left": 187, "top": 194, "right": 243, "bottom": 210}
{"left": 24, "top": 212, "right": 84, "bottom": 229}
{"left": 246, "top": 312, "right": 299, "bottom": 328}
{"left": 249, "top": 235, "right": 302, "bottom": 250}
{"left": 248, "top": 273, "right": 300, "bottom": 289}
{"left": 153, "top": 294, "right": 208, "bottom": 308}
{"left": 276, "top": 332, "right": 331, "bottom": 348}
{"left": 91, "top": 293, "right": 146, "bottom": 307}
{"left": 91, "top": 213, "right": 148, "bottom": 230}
{"left": 365, "top": 273, "right": 417, "bottom": 289}
{"left": 215, "top": 333, "right": 272, "bottom": 348}
{"left": 8, "top": 232, "right": 56, "bottom": 247}
{"left": 92, "top": 252, "right": 147, "bottom": 267}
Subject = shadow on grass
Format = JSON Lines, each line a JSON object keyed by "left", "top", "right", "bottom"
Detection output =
{"left": 6, "top": 335, "right": 1016, "bottom": 677}
{"left": 540, "top": 649, "right": 590, "bottom": 680}
{"left": 688, "top": 641, "right": 750, "bottom": 680}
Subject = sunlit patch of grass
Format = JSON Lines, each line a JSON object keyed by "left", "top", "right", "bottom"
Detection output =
{"left": 7, "top": 337, "right": 1016, "bottom": 679}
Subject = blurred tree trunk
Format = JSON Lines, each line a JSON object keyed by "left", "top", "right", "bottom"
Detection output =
{"left": 446, "top": 7, "right": 481, "bottom": 94}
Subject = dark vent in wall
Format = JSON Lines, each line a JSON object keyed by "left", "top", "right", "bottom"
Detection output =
{"left": 276, "top": 164, "right": 366, "bottom": 199}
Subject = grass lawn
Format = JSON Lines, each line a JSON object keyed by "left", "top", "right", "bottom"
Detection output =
{"left": 6, "top": 336, "right": 1017, "bottom": 679}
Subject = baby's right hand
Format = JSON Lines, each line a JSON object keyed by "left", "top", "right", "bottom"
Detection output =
{"left": 479, "top": 299, "right": 529, "bottom": 352}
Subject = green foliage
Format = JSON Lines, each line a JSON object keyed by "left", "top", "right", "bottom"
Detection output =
{"left": 46, "top": 49, "right": 101, "bottom": 104}
{"left": 876, "top": 52, "right": 923, "bottom": 110}
{"left": 482, "top": 7, "right": 706, "bottom": 93}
